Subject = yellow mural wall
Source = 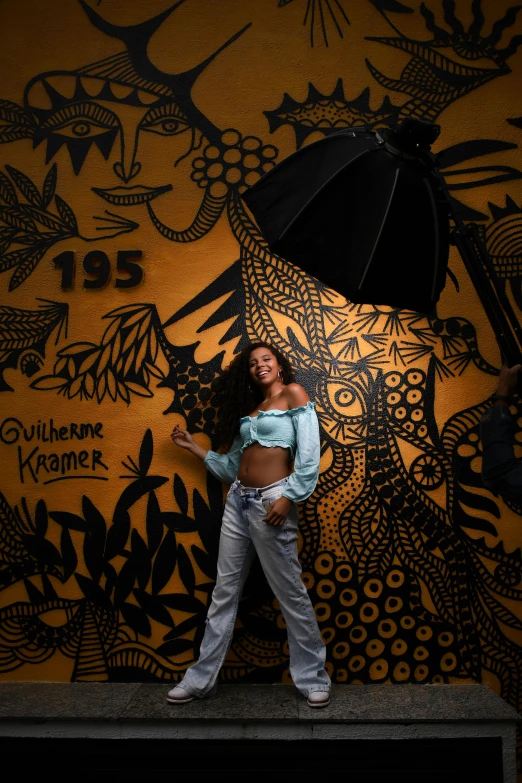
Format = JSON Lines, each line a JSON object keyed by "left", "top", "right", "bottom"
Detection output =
{"left": 1, "top": 0, "right": 521, "bottom": 751}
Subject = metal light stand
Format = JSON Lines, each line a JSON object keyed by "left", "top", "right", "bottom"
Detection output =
{"left": 448, "top": 206, "right": 522, "bottom": 368}
{"left": 411, "top": 126, "right": 522, "bottom": 368}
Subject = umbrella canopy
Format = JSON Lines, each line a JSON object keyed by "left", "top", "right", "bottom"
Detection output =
{"left": 242, "top": 120, "right": 451, "bottom": 313}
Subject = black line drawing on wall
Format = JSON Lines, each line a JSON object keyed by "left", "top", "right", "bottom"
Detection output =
{"left": 0, "top": 4, "right": 522, "bottom": 773}
{"left": 278, "top": 0, "right": 351, "bottom": 48}
{"left": 0, "top": 162, "right": 138, "bottom": 290}
{"left": 0, "top": 0, "right": 520, "bottom": 288}
{"left": 0, "top": 300, "right": 68, "bottom": 390}
{"left": 0, "top": 430, "right": 223, "bottom": 681}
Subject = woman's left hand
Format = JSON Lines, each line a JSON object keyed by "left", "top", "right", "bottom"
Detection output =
{"left": 263, "top": 496, "right": 292, "bottom": 526}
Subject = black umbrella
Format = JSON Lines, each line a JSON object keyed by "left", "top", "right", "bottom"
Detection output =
{"left": 242, "top": 117, "right": 522, "bottom": 364}
{"left": 242, "top": 119, "right": 450, "bottom": 314}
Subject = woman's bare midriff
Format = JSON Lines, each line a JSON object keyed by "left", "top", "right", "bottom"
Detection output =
{"left": 237, "top": 443, "right": 291, "bottom": 488}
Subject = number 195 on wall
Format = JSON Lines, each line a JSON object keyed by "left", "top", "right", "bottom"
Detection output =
{"left": 53, "top": 250, "right": 143, "bottom": 289}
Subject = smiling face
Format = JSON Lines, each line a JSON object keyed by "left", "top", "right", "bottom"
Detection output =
{"left": 248, "top": 346, "right": 282, "bottom": 388}
{"left": 24, "top": 68, "right": 202, "bottom": 239}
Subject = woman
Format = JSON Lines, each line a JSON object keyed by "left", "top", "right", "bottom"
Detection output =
{"left": 167, "top": 341, "right": 331, "bottom": 707}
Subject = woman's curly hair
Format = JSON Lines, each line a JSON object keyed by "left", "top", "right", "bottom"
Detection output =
{"left": 211, "top": 342, "right": 295, "bottom": 450}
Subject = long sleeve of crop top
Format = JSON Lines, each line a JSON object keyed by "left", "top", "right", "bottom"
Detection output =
{"left": 203, "top": 433, "right": 243, "bottom": 485}
{"left": 281, "top": 403, "right": 321, "bottom": 503}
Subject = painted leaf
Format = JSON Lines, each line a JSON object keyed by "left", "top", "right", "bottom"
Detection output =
{"left": 24, "top": 578, "right": 45, "bottom": 604}
{"left": 78, "top": 350, "right": 100, "bottom": 375}
{"left": 22, "top": 533, "right": 62, "bottom": 566}
{"left": 105, "top": 508, "right": 131, "bottom": 561}
{"left": 0, "top": 246, "right": 38, "bottom": 273}
{"left": 0, "top": 126, "right": 34, "bottom": 143}
{"left": 0, "top": 225, "right": 18, "bottom": 240}
{"left": 96, "top": 343, "right": 112, "bottom": 376}
{"left": 139, "top": 428, "right": 153, "bottom": 475}
{"left": 120, "top": 601, "right": 151, "bottom": 637}
{"left": 156, "top": 638, "right": 194, "bottom": 657}
{"left": 84, "top": 531, "right": 105, "bottom": 584}
{"left": 173, "top": 474, "right": 188, "bottom": 515}
{"left": 177, "top": 543, "right": 195, "bottom": 596}
{"left": 0, "top": 172, "right": 18, "bottom": 206}
{"left": 42, "top": 164, "right": 57, "bottom": 208}
{"left": 123, "top": 308, "right": 148, "bottom": 330}
{"left": 114, "top": 476, "right": 169, "bottom": 515}
{"left": 41, "top": 572, "right": 58, "bottom": 600}
{"left": 0, "top": 99, "right": 32, "bottom": 119}
{"left": 5, "top": 165, "right": 43, "bottom": 208}
{"left": 117, "top": 380, "right": 130, "bottom": 404}
{"left": 103, "top": 562, "right": 117, "bottom": 597}
{"left": 146, "top": 491, "right": 163, "bottom": 558}
{"left": 18, "top": 203, "right": 65, "bottom": 232}
{"left": 54, "top": 194, "right": 78, "bottom": 233}
{"left": 101, "top": 317, "right": 120, "bottom": 346}
{"left": 34, "top": 499, "right": 48, "bottom": 537}
{"left": 144, "top": 361, "right": 165, "bottom": 379}
{"left": 0, "top": 205, "right": 34, "bottom": 231}
{"left": 58, "top": 342, "right": 98, "bottom": 356}
{"left": 75, "top": 573, "right": 113, "bottom": 610}
{"left": 9, "top": 245, "right": 47, "bottom": 291}
{"left": 191, "top": 543, "right": 217, "bottom": 580}
{"left": 114, "top": 558, "right": 137, "bottom": 607}
{"left": 134, "top": 334, "right": 148, "bottom": 373}
{"left": 96, "top": 372, "right": 107, "bottom": 403}
{"left": 160, "top": 593, "right": 206, "bottom": 614}
{"left": 161, "top": 615, "right": 201, "bottom": 641}
{"left": 30, "top": 375, "right": 68, "bottom": 391}
{"left": 106, "top": 368, "right": 117, "bottom": 400}
{"left": 133, "top": 589, "right": 175, "bottom": 627}
{"left": 68, "top": 376, "right": 83, "bottom": 398}
{"left": 60, "top": 526, "right": 77, "bottom": 581}
{"left": 160, "top": 512, "right": 199, "bottom": 532}
{"left": 151, "top": 529, "right": 177, "bottom": 596}
{"left": 126, "top": 381, "right": 153, "bottom": 397}
{"left": 131, "top": 529, "right": 152, "bottom": 591}
{"left": 49, "top": 510, "right": 89, "bottom": 531}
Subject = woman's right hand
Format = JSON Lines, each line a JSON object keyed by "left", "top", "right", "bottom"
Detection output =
{"left": 171, "top": 424, "right": 195, "bottom": 451}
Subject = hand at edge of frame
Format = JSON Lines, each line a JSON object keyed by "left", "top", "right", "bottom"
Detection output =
{"left": 496, "top": 364, "right": 522, "bottom": 400}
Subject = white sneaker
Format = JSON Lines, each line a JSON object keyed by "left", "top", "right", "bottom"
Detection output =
{"left": 167, "top": 684, "right": 194, "bottom": 704}
{"left": 307, "top": 691, "right": 330, "bottom": 708}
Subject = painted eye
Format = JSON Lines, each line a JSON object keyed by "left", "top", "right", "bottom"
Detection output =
{"left": 53, "top": 120, "right": 111, "bottom": 138}
{"left": 325, "top": 381, "right": 364, "bottom": 418}
{"left": 40, "top": 103, "right": 118, "bottom": 138}
{"left": 140, "top": 101, "right": 190, "bottom": 137}
{"left": 141, "top": 117, "right": 189, "bottom": 136}
{"left": 335, "top": 388, "right": 356, "bottom": 407}
{"left": 35, "top": 101, "right": 119, "bottom": 174}
{"left": 328, "top": 383, "right": 359, "bottom": 410}
{"left": 70, "top": 122, "right": 91, "bottom": 136}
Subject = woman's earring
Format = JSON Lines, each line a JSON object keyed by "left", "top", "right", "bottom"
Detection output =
{"left": 278, "top": 369, "right": 283, "bottom": 382}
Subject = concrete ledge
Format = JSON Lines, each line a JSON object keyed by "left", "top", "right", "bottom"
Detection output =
{"left": 0, "top": 683, "right": 519, "bottom": 781}
{"left": 0, "top": 682, "right": 518, "bottom": 725}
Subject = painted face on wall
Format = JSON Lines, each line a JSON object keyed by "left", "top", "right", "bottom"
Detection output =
{"left": 24, "top": 59, "right": 203, "bottom": 240}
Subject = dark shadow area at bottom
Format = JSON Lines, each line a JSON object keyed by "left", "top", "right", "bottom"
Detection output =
{"left": 0, "top": 736, "right": 504, "bottom": 782}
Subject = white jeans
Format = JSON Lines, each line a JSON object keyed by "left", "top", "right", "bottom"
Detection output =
{"left": 180, "top": 477, "right": 331, "bottom": 697}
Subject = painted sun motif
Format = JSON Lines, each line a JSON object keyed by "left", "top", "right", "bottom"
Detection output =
{"left": 418, "top": 0, "right": 522, "bottom": 66}
{"left": 279, "top": 0, "right": 350, "bottom": 47}
{"left": 369, "top": 0, "right": 522, "bottom": 67}
{"left": 365, "top": 0, "right": 522, "bottom": 125}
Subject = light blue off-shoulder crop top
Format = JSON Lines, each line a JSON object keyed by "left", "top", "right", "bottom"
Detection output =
{"left": 203, "top": 401, "right": 320, "bottom": 502}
